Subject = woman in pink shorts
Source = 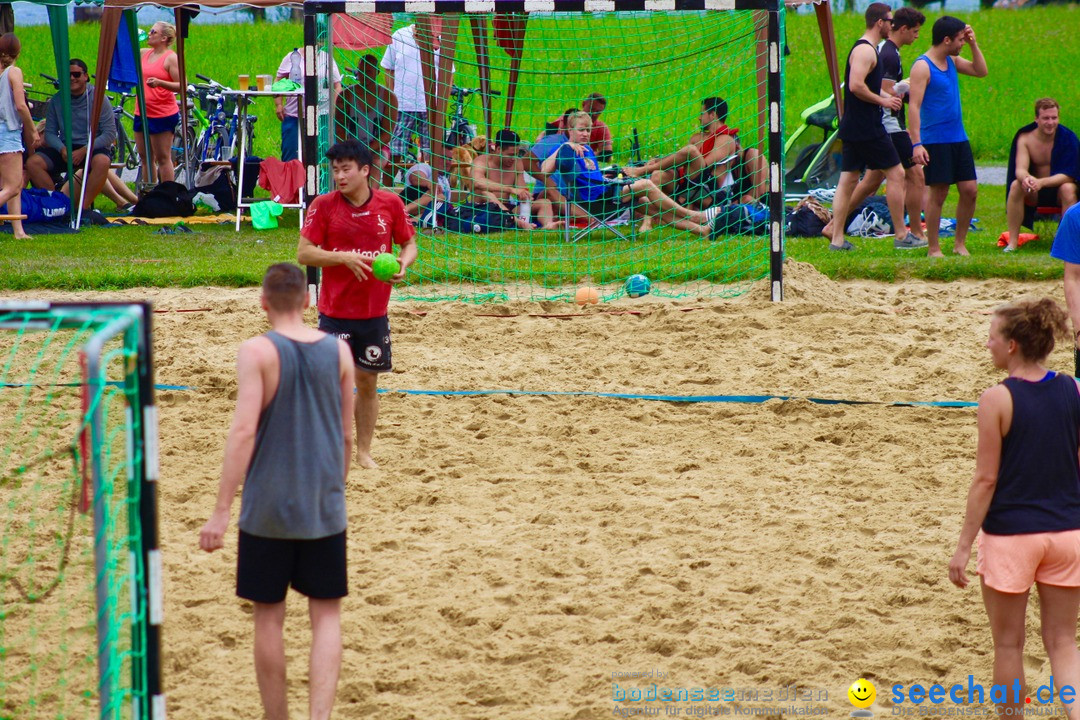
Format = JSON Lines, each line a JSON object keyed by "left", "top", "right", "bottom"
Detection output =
{"left": 949, "top": 297, "right": 1080, "bottom": 720}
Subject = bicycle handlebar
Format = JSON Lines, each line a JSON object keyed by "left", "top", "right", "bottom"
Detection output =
{"left": 196, "top": 73, "right": 213, "bottom": 83}
{"left": 452, "top": 86, "right": 501, "bottom": 97}
{"left": 40, "top": 73, "right": 59, "bottom": 89}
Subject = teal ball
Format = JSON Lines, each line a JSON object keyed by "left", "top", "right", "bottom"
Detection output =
{"left": 625, "top": 273, "right": 651, "bottom": 298}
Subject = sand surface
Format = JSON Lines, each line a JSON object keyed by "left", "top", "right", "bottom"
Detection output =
{"left": 5, "top": 263, "right": 1076, "bottom": 719}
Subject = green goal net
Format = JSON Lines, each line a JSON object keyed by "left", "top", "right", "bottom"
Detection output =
{"left": 302, "top": 1, "right": 785, "bottom": 302}
{"left": 0, "top": 303, "right": 162, "bottom": 720}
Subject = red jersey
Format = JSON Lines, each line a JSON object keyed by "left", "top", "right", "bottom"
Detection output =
{"left": 301, "top": 189, "right": 415, "bottom": 320}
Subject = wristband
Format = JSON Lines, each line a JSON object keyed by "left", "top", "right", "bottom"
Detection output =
{"left": 912, "top": 142, "right": 923, "bottom": 148}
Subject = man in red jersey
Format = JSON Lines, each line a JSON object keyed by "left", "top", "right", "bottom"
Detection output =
{"left": 298, "top": 140, "right": 418, "bottom": 469}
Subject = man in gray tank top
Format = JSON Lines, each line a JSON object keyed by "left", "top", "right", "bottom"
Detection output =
{"left": 199, "top": 263, "right": 354, "bottom": 720}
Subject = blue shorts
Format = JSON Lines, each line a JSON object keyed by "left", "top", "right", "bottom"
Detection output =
{"left": 132, "top": 113, "right": 179, "bottom": 135}
{"left": 0, "top": 124, "right": 23, "bottom": 154}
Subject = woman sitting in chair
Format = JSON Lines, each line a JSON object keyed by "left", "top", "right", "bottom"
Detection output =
{"left": 540, "top": 111, "right": 717, "bottom": 235}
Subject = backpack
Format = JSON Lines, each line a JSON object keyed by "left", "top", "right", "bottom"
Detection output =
{"left": 787, "top": 196, "right": 831, "bottom": 237}
{"left": 710, "top": 202, "right": 769, "bottom": 238}
{"left": 132, "top": 181, "right": 195, "bottom": 218}
{"left": 845, "top": 195, "right": 894, "bottom": 234}
{"left": 460, "top": 202, "right": 516, "bottom": 233}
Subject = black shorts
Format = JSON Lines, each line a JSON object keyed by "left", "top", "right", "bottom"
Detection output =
{"left": 841, "top": 135, "right": 901, "bottom": 173}
{"left": 923, "top": 140, "right": 976, "bottom": 186}
{"left": 35, "top": 144, "right": 113, "bottom": 173}
{"left": 1034, "top": 186, "right": 1063, "bottom": 208}
{"left": 236, "top": 530, "right": 347, "bottom": 604}
{"left": 578, "top": 184, "right": 628, "bottom": 220}
{"left": 890, "top": 131, "right": 915, "bottom": 170}
{"left": 319, "top": 313, "right": 392, "bottom": 373}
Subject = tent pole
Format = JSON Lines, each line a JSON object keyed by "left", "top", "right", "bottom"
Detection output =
{"left": 469, "top": 16, "right": 492, "bottom": 144}
{"left": 814, "top": 0, "right": 842, "bottom": 119}
{"left": 46, "top": 6, "right": 75, "bottom": 227}
{"left": 175, "top": 7, "right": 191, "bottom": 187}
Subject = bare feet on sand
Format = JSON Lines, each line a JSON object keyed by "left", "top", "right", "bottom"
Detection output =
{"left": 356, "top": 451, "right": 379, "bottom": 469}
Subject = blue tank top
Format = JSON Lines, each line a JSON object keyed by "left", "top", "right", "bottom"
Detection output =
{"left": 915, "top": 55, "right": 967, "bottom": 144}
{"left": 983, "top": 373, "right": 1080, "bottom": 535}
{"left": 238, "top": 331, "right": 346, "bottom": 539}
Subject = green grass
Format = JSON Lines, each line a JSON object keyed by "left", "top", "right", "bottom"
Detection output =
{"left": 2, "top": 10, "right": 1074, "bottom": 291}
{"left": 15, "top": 7, "right": 1075, "bottom": 164}
{"left": 0, "top": 215, "right": 765, "bottom": 293}
{"left": 786, "top": 184, "right": 1066, "bottom": 282}
{"left": 783, "top": 4, "right": 1080, "bottom": 164}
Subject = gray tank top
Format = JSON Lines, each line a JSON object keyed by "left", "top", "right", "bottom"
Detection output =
{"left": 0, "top": 67, "right": 21, "bottom": 131}
{"left": 238, "top": 331, "right": 346, "bottom": 539}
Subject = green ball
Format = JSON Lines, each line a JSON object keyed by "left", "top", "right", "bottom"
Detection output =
{"left": 371, "top": 253, "right": 400, "bottom": 282}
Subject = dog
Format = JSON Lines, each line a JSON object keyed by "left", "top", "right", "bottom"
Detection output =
{"left": 449, "top": 135, "right": 488, "bottom": 192}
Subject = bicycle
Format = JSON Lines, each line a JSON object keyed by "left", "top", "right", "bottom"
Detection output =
{"left": 191, "top": 74, "right": 256, "bottom": 165}
{"left": 107, "top": 89, "right": 143, "bottom": 173}
{"left": 444, "top": 85, "right": 500, "bottom": 149}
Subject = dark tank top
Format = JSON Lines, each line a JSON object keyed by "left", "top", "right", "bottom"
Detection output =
{"left": 238, "top": 331, "right": 346, "bottom": 539}
{"left": 838, "top": 39, "right": 886, "bottom": 142}
{"left": 983, "top": 373, "right": 1080, "bottom": 535}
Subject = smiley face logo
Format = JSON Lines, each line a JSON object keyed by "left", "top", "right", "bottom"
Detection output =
{"left": 848, "top": 678, "right": 876, "bottom": 709}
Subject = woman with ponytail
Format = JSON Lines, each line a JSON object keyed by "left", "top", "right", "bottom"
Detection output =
{"left": 949, "top": 297, "right": 1080, "bottom": 720}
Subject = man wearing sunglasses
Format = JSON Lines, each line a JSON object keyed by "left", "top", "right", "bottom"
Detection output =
{"left": 25, "top": 59, "right": 115, "bottom": 218}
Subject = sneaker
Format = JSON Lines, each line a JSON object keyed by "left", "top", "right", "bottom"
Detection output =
{"left": 828, "top": 240, "right": 855, "bottom": 251}
{"left": 894, "top": 232, "right": 928, "bottom": 250}
{"left": 1002, "top": 245, "right": 1016, "bottom": 253}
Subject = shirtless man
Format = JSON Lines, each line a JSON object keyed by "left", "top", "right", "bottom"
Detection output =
{"left": 471, "top": 129, "right": 562, "bottom": 230}
{"left": 1005, "top": 98, "right": 1079, "bottom": 252}
{"left": 627, "top": 97, "right": 766, "bottom": 204}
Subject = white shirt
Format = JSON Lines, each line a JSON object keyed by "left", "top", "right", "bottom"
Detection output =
{"left": 276, "top": 49, "right": 342, "bottom": 118}
{"left": 380, "top": 25, "right": 454, "bottom": 113}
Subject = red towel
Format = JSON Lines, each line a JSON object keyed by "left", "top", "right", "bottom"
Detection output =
{"left": 258, "top": 157, "right": 305, "bottom": 205}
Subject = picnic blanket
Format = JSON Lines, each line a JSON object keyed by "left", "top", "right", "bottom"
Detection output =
{"left": 111, "top": 213, "right": 237, "bottom": 226}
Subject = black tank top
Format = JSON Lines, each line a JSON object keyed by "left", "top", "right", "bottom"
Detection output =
{"left": 838, "top": 39, "right": 886, "bottom": 142}
{"left": 983, "top": 373, "right": 1080, "bottom": 535}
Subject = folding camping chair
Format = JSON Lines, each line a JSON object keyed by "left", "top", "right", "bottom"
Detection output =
{"left": 556, "top": 166, "right": 638, "bottom": 244}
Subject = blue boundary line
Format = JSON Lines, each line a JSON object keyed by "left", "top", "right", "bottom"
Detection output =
{"left": 0, "top": 383, "right": 977, "bottom": 408}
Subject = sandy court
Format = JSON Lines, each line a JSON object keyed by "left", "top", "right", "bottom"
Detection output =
{"left": 5, "top": 262, "right": 1078, "bottom": 719}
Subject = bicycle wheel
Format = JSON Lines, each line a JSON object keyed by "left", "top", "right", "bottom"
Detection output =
{"left": 118, "top": 120, "right": 141, "bottom": 171}
{"left": 173, "top": 125, "right": 198, "bottom": 185}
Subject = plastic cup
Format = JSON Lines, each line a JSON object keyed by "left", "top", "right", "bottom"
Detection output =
{"left": 238, "top": 74, "right": 250, "bottom": 91}
{"left": 256, "top": 75, "right": 268, "bottom": 92}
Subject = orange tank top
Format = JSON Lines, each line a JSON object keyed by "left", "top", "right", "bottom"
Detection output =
{"left": 136, "top": 49, "right": 178, "bottom": 118}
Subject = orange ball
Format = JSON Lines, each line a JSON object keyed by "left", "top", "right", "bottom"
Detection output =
{"left": 575, "top": 287, "right": 599, "bottom": 305}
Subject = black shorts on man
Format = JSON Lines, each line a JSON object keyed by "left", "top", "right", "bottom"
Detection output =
{"left": 890, "top": 131, "right": 916, "bottom": 170}
{"left": 924, "top": 140, "right": 976, "bottom": 185}
{"left": 236, "top": 530, "right": 348, "bottom": 603}
{"left": 318, "top": 314, "right": 393, "bottom": 373}
{"left": 841, "top": 135, "right": 901, "bottom": 173}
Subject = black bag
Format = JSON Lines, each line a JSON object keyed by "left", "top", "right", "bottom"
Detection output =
{"left": 132, "top": 181, "right": 195, "bottom": 218}
{"left": 461, "top": 202, "right": 516, "bottom": 233}
{"left": 788, "top": 205, "right": 827, "bottom": 237}
{"left": 195, "top": 170, "right": 237, "bottom": 213}
{"left": 710, "top": 202, "right": 769, "bottom": 238}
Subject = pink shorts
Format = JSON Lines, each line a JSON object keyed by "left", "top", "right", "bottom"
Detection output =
{"left": 977, "top": 529, "right": 1080, "bottom": 593}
